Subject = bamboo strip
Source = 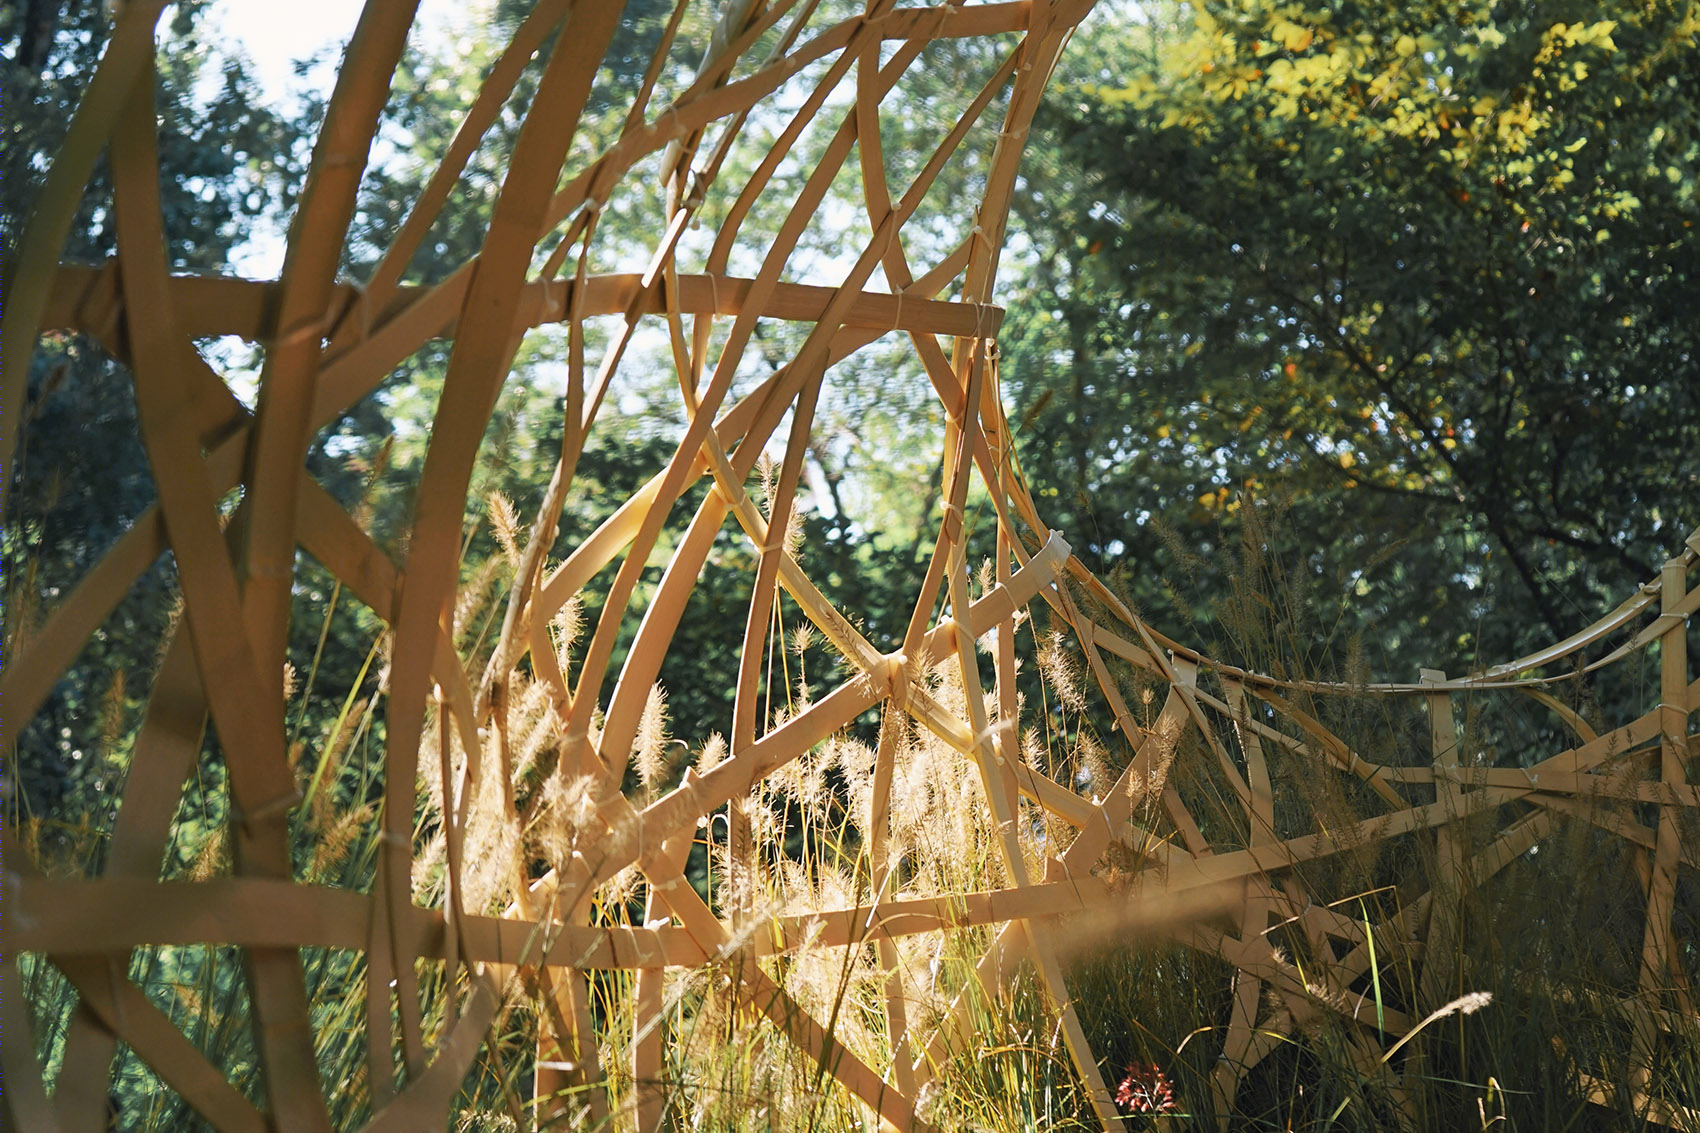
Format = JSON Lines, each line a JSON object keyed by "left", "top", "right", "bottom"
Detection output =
{"left": 345, "top": 0, "right": 577, "bottom": 338}
{"left": 909, "top": 685, "right": 1194, "bottom": 1088}
{"left": 378, "top": 6, "right": 629, "bottom": 1094}
{"left": 1524, "top": 795, "right": 1698, "bottom": 865}
{"left": 0, "top": 0, "right": 170, "bottom": 523}
{"left": 111, "top": 72, "right": 329, "bottom": 1130}
{"left": 632, "top": 836, "right": 690, "bottom": 1133}
{"left": 538, "top": 4, "right": 1033, "bottom": 238}
{"left": 571, "top": 7, "right": 1015, "bottom": 791}
{"left": 56, "top": 958, "right": 270, "bottom": 1133}
{"left": 1632, "top": 558, "right": 1692, "bottom": 1087}
{"left": 11, "top": 5, "right": 1697, "bottom": 1127}
{"left": 361, "top": 978, "right": 503, "bottom": 1133}
{"left": 1420, "top": 669, "right": 1464, "bottom": 1009}
{"left": 1214, "top": 679, "right": 1277, "bottom": 1122}
{"left": 5, "top": 872, "right": 1212, "bottom": 967}
{"left": 44, "top": 526, "right": 232, "bottom": 1120}
{"left": 242, "top": 1, "right": 417, "bottom": 685}
{"left": 0, "top": 958, "right": 58, "bottom": 1133}
{"left": 524, "top": 241, "right": 976, "bottom": 702}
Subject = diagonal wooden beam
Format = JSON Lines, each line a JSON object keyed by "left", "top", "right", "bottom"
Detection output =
{"left": 0, "top": 0, "right": 170, "bottom": 524}
{"left": 109, "top": 62, "right": 329, "bottom": 1132}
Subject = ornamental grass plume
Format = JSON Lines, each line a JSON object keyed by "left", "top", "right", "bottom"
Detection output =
{"left": 633, "top": 681, "right": 673, "bottom": 793}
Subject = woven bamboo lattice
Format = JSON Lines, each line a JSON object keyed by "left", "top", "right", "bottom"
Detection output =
{"left": 4, "top": 2, "right": 1698, "bottom": 1130}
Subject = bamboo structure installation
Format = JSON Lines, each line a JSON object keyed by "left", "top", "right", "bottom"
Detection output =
{"left": 4, "top": 2, "right": 1696, "bottom": 1130}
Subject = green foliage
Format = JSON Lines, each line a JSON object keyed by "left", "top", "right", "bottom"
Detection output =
{"left": 3, "top": 0, "right": 306, "bottom": 836}
{"left": 2, "top": 1, "right": 300, "bottom": 271}
{"left": 1006, "top": 0, "right": 1700, "bottom": 671}
{"left": 9, "top": 2, "right": 1698, "bottom": 1130}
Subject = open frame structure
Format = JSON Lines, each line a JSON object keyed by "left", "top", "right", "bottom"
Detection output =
{"left": 4, "top": 2, "right": 1697, "bottom": 1129}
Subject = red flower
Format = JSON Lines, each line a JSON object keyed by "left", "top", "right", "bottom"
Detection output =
{"left": 1115, "top": 1062, "right": 1177, "bottom": 1114}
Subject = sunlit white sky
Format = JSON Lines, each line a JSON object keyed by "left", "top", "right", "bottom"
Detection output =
{"left": 187, "top": 1, "right": 989, "bottom": 497}
{"left": 201, "top": 0, "right": 468, "bottom": 276}
{"left": 206, "top": 0, "right": 464, "bottom": 106}
{"left": 196, "top": 0, "right": 864, "bottom": 287}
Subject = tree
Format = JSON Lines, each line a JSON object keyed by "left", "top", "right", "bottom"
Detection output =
{"left": 3, "top": 0, "right": 304, "bottom": 837}
{"left": 1005, "top": 0, "right": 1700, "bottom": 674}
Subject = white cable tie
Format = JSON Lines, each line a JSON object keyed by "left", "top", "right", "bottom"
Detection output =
{"left": 973, "top": 718, "right": 1013, "bottom": 754}
{"left": 684, "top": 168, "right": 708, "bottom": 209}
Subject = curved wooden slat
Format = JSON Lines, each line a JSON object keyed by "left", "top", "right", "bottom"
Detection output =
{"left": 109, "top": 61, "right": 330, "bottom": 1130}
{"left": 0, "top": 0, "right": 170, "bottom": 522}
{"left": 44, "top": 264, "right": 1004, "bottom": 342}
{"left": 9, "top": 4, "right": 1695, "bottom": 1130}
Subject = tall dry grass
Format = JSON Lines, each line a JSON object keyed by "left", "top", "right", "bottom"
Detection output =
{"left": 14, "top": 492, "right": 1697, "bottom": 1132}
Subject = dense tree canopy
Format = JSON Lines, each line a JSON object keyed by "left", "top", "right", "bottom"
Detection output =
{"left": 1007, "top": 0, "right": 1700, "bottom": 673}
{"left": 3, "top": 0, "right": 306, "bottom": 832}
